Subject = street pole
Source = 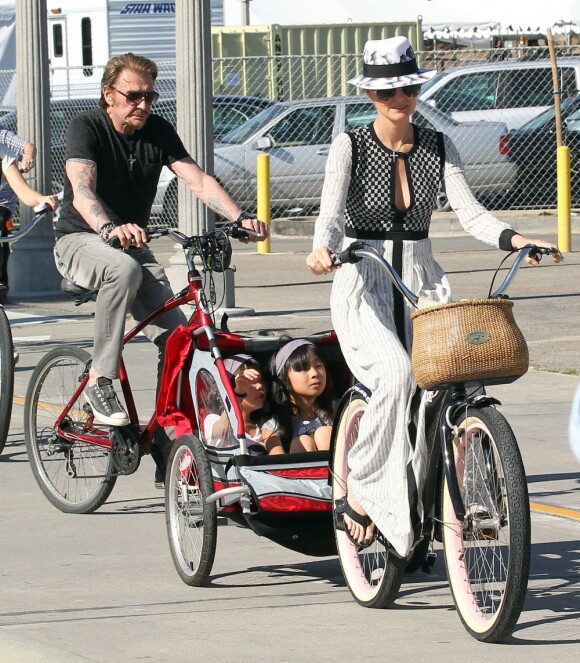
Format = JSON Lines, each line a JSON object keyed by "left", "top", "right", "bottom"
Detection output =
{"left": 176, "top": 0, "right": 213, "bottom": 237}
{"left": 170, "top": 0, "right": 247, "bottom": 314}
{"left": 11, "top": 0, "right": 60, "bottom": 296}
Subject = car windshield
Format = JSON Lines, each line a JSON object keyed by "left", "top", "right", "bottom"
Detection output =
{"left": 419, "top": 71, "right": 449, "bottom": 93}
{"left": 414, "top": 99, "right": 459, "bottom": 126}
{"left": 517, "top": 96, "right": 580, "bottom": 131}
{"left": 219, "top": 105, "right": 286, "bottom": 144}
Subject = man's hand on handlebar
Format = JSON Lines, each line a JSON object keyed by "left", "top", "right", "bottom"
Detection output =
{"left": 512, "top": 235, "right": 563, "bottom": 266}
{"left": 237, "top": 215, "right": 268, "bottom": 243}
{"left": 109, "top": 223, "right": 148, "bottom": 249}
{"left": 306, "top": 247, "right": 341, "bottom": 276}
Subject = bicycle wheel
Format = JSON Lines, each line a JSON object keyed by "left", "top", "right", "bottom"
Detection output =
{"left": 0, "top": 306, "right": 14, "bottom": 453}
{"left": 331, "top": 387, "right": 406, "bottom": 608}
{"left": 441, "top": 405, "right": 530, "bottom": 643}
{"left": 24, "top": 345, "right": 117, "bottom": 513}
{"left": 0, "top": 305, "right": 14, "bottom": 454}
{"left": 165, "top": 434, "right": 217, "bottom": 586}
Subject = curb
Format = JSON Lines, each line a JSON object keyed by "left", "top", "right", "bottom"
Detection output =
{"left": 271, "top": 210, "right": 579, "bottom": 239}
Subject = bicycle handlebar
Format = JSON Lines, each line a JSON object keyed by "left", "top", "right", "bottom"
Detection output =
{"left": 0, "top": 203, "right": 54, "bottom": 245}
{"left": 108, "top": 220, "right": 252, "bottom": 273}
{"left": 332, "top": 241, "right": 560, "bottom": 306}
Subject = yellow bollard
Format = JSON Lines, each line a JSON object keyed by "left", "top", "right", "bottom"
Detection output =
{"left": 256, "top": 153, "right": 271, "bottom": 254}
{"left": 557, "top": 145, "right": 572, "bottom": 252}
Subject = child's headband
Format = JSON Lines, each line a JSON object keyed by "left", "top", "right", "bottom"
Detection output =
{"left": 223, "top": 353, "right": 254, "bottom": 377}
{"left": 275, "top": 339, "right": 315, "bottom": 376}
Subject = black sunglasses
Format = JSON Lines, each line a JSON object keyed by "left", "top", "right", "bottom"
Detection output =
{"left": 375, "top": 84, "right": 422, "bottom": 102}
{"left": 111, "top": 87, "right": 160, "bottom": 106}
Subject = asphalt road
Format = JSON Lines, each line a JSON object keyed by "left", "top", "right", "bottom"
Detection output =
{"left": 0, "top": 224, "right": 578, "bottom": 662}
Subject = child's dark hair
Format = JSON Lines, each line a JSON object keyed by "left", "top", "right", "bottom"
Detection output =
{"left": 229, "top": 356, "right": 273, "bottom": 427}
{"left": 268, "top": 341, "right": 334, "bottom": 451}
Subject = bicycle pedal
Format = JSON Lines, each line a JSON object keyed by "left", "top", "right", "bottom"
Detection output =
{"left": 421, "top": 551, "right": 437, "bottom": 573}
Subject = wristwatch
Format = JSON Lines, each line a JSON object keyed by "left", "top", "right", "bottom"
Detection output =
{"left": 236, "top": 211, "right": 257, "bottom": 224}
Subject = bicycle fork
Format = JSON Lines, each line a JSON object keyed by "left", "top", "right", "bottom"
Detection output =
{"left": 439, "top": 384, "right": 501, "bottom": 522}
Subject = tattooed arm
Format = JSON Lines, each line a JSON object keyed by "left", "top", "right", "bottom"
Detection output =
{"left": 66, "top": 158, "right": 111, "bottom": 233}
{"left": 169, "top": 157, "right": 268, "bottom": 240}
{"left": 66, "top": 157, "right": 147, "bottom": 248}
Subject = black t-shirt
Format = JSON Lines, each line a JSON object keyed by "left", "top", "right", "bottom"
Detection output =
{"left": 56, "top": 107, "right": 189, "bottom": 237}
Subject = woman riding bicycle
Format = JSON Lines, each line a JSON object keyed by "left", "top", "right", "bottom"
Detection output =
{"left": 306, "top": 36, "right": 561, "bottom": 556}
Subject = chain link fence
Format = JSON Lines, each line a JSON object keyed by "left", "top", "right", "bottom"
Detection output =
{"left": 1, "top": 46, "right": 579, "bottom": 228}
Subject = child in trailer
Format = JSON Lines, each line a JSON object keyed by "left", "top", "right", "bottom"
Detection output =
{"left": 268, "top": 339, "right": 334, "bottom": 454}
{"left": 202, "top": 353, "right": 282, "bottom": 455}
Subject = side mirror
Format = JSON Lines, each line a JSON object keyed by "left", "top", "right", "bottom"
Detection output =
{"left": 253, "top": 136, "right": 273, "bottom": 150}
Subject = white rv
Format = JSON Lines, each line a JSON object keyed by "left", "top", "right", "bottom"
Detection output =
{"left": 47, "top": 1, "right": 177, "bottom": 98}
{"left": 1, "top": 1, "right": 226, "bottom": 106}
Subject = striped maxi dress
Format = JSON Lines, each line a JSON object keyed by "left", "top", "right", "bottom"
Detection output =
{"left": 313, "top": 123, "right": 517, "bottom": 557}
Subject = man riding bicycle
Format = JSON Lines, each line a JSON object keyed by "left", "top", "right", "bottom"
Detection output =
{"left": 53, "top": 52, "right": 267, "bottom": 482}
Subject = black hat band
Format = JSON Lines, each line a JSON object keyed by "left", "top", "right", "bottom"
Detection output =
{"left": 362, "top": 60, "right": 418, "bottom": 78}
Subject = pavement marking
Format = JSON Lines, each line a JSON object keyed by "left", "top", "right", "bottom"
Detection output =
{"left": 5, "top": 310, "right": 83, "bottom": 327}
{"left": 527, "top": 335, "right": 580, "bottom": 344}
{"left": 530, "top": 501, "right": 580, "bottom": 521}
{"left": 13, "top": 334, "right": 51, "bottom": 342}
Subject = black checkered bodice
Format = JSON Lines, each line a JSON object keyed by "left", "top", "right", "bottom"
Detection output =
{"left": 344, "top": 124, "right": 445, "bottom": 239}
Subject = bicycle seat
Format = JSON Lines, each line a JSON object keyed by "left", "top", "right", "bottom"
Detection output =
{"left": 61, "top": 278, "right": 97, "bottom": 306}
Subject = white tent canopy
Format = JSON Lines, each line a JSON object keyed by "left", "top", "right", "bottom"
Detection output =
{"left": 223, "top": 0, "right": 580, "bottom": 38}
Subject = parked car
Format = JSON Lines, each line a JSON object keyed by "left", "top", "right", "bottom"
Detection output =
{"left": 419, "top": 58, "right": 580, "bottom": 131}
{"left": 211, "top": 95, "right": 275, "bottom": 141}
{"left": 504, "top": 94, "right": 580, "bottom": 206}
{"left": 0, "top": 94, "right": 274, "bottom": 209}
{"left": 156, "top": 96, "right": 517, "bottom": 218}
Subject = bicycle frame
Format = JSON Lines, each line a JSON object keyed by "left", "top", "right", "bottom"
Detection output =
{"left": 55, "top": 232, "right": 248, "bottom": 459}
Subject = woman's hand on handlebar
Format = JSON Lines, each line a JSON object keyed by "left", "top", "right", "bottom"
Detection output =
{"left": 109, "top": 223, "right": 148, "bottom": 249}
{"left": 511, "top": 235, "right": 563, "bottom": 266}
{"left": 39, "top": 194, "right": 60, "bottom": 212}
{"left": 306, "top": 246, "right": 341, "bottom": 276}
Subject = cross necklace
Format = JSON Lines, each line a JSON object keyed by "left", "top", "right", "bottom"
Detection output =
{"left": 376, "top": 126, "right": 412, "bottom": 162}
{"left": 123, "top": 134, "right": 138, "bottom": 171}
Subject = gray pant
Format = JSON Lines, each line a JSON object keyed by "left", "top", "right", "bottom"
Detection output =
{"left": 54, "top": 232, "right": 187, "bottom": 381}
{"left": 55, "top": 233, "right": 188, "bottom": 465}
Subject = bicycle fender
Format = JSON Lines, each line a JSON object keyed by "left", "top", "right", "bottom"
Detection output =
{"left": 469, "top": 394, "right": 502, "bottom": 409}
{"left": 328, "top": 383, "right": 370, "bottom": 461}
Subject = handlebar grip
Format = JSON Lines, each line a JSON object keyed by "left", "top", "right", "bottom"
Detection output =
{"left": 107, "top": 228, "right": 156, "bottom": 250}
{"left": 526, "top": 246, "right": 559, "bottom": 262}
{"left": 334, "top": 240, "right": 365, "bottom": 265}
{"left": 230, "top": 221, "right": 260, "bottom": 240}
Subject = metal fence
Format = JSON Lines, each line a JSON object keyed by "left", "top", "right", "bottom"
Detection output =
{"left": 1, "top": 46, "right": 579, "bottom": 228}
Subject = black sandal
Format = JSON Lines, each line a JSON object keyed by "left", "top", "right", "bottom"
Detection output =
{"left": 334, "top": 495, "right": 376, "bottom": 549}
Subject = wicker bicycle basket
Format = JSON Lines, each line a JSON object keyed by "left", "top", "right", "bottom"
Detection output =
{"left": 410, "top": 298, "right": 529, "bottom": 390}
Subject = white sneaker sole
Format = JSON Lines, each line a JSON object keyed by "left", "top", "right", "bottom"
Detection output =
{"left": 83, "top": 393, "right": 130, "bottom": 427}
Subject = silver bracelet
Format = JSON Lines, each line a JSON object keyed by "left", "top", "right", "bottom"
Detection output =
{"left": 98, "top": 222, "right": 115, "bottom": 240}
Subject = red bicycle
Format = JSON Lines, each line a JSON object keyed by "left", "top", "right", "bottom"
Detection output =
{"left": 23, "top": 223, "right": 349, "bottom": 536}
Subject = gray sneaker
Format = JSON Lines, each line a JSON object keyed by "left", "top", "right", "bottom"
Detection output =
{"left": 84, "top": 377, "right": 130, "bottom": 426}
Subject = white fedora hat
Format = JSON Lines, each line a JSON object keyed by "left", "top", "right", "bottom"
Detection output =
{"left": 348, "top": 36, "right": 436, "bottom": 90}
